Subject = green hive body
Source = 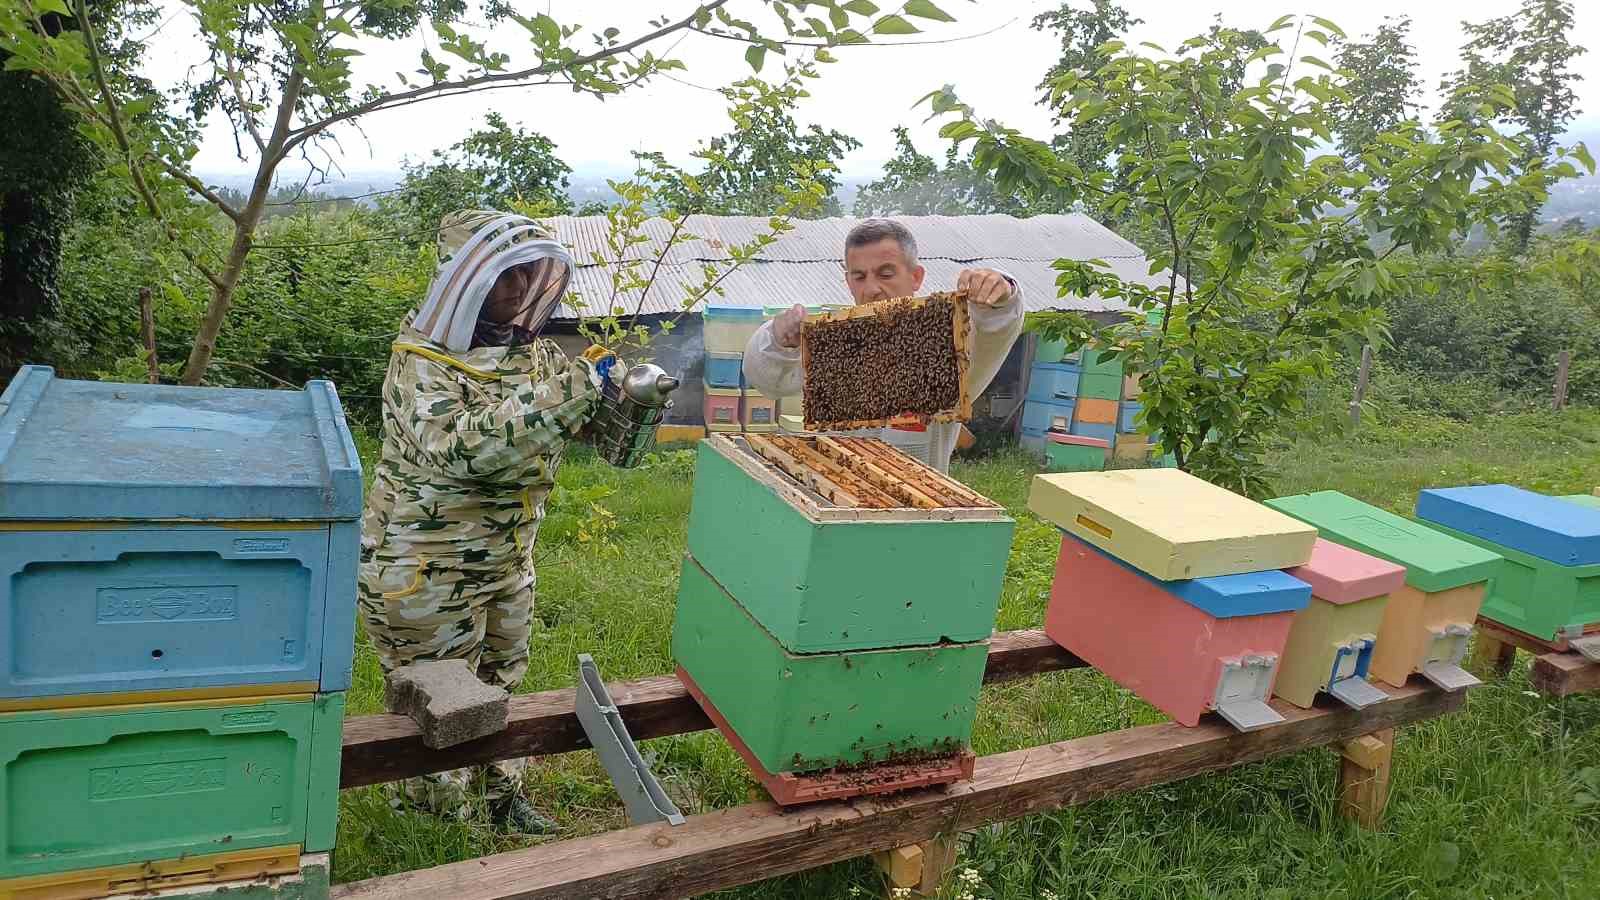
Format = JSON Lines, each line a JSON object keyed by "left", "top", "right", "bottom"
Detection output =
{"left": 672, "top": 557, "right": 986, "bottom": 773}
{"left": 685, "top": 438, "right": 1013, "bottom": 653}
{"left": 675, "top": 436, "right": 1011, "bottom": 777}
{"left": 1425, "top": 521, "right": 1600, "bottom": 641}
{"left": 0, "top": 694, "right": 344, "bottom": 879}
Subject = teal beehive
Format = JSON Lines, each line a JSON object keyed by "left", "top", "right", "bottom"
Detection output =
{"left": 0, "top": 366, "right": 362, "bottom": 708}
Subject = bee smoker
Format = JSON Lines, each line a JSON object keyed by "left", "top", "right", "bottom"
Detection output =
{"left": 590, "top": 362, "right": 680, "bottom": 468}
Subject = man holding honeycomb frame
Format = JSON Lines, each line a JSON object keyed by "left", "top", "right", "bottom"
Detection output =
{"left": 743, "top": 217, "right": 1023, "bottom": 472}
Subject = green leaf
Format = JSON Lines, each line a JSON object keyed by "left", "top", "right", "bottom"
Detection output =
{"left": 904, "top": 0, "right": 955, "bottom": 23}
{"left": 33, "top": 0, "right": 70, "bottom": 16}
{"left": 843, "top": 0, "right": 879, "bottom": 14}
{"left": 1573, "top": 141, "right": 1596, "bottom": 174}
{"left": 872, "top": 14, "right": 919, "bottom": 35}
{"left": 1310, "top": 16, "right": 1346, "bottom": 38}
{"left": 1269, "top": 14, "right": 1296, "bottom": 32}
{"left": 1301, "top": 55, "right": 1332, "bottom": 71}
{"left": 532, "top": 13, "right": 560, "bottom": 46}
{"left": 744, "top": 44, "right": 766, "bottom": 72}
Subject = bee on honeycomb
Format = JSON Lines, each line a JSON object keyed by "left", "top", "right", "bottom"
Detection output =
{"left": 800, "top": 293, "right": 970, "bottom": 430}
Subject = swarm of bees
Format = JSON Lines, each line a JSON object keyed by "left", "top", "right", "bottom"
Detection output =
{"left": 799, "top": 292, "right": 972, "bottom": 431}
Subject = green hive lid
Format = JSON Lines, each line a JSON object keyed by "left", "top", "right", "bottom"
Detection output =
{"left": 1264, "top": 490, "right": 1501, "bottom": 593}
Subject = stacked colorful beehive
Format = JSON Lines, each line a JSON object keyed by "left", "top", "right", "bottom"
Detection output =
{"left": 701, "top": 303, "right": 762, "bottom": 433}
{"left": 0, "top": 366, "right": 357, "bottom": 900}
{"left": 703, "top": 303, "right": 850, "bottom": 434}
{"left": 1412, "top": 485, "right": 1600, "bottom": 656}
{"left": 1266, "top": 491, "right": 1498, "bottom": 691}
{"left": 1021, "top": 344, "right": 1157, "bottom": 469}
{"left": 1029, "top": 469, "right": 1319, "bottom": 731}
{"left": 672, "top": 435, "right": 1014, "bottom": 804}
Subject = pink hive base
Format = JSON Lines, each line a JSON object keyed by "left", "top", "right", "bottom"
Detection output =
{"left": 1044, "top": 534, "right": 1297, "bottom": 727}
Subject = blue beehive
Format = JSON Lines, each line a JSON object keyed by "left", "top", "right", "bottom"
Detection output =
{"left": 0, "top": 367, "right": 362, "bottom": 708}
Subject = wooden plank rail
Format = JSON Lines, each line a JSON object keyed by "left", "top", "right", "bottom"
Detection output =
{"left": 331, "top": 681, "right": 1465, "bottom": 900}
{"left": 341, "top": 629, "right": 1085, "bottom": 789}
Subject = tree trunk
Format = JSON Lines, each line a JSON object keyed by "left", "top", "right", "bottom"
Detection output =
{"left": 179, "top": 70, "right": 304, "bottom": 386}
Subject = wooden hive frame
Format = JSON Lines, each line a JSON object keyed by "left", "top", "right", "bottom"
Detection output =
{"left": 708, "top": 434, "right": 1001, "bottom": 521}
{"left": 799, "top": 291, "right": 973, "bottom": 432}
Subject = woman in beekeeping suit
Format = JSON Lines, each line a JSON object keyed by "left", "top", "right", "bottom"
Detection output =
{"left": 359, "top": 209, "right": 613, "bottom": 834}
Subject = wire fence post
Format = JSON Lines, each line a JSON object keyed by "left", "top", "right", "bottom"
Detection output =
{"left": 1553, "top": 350, "right": 1571, "bottom": 411}
{"left": 1349, "top": 344, "right": 1372, "bottom": 427}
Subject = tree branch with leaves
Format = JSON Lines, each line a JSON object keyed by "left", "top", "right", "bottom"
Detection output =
{"left": 0, "top": 0, "right": 963, "bottom": 384}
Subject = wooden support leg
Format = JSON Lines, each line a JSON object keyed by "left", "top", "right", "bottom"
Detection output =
{"left": 874, "top": 834, "right": 958, "bottom": 897}
{"left": 1337, "top": 727, "right": 1394, "bottom": 830}
{"left": 1471, "top": 632, "right": 1516, "bottom": 678}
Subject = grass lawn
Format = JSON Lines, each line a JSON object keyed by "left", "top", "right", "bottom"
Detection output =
{"left": 333, "top": 408, "right": 1600, "bottom": 899}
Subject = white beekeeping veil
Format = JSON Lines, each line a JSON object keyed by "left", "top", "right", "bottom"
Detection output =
{"left": 411, "top": 210, "right": 573, "bottom": 352}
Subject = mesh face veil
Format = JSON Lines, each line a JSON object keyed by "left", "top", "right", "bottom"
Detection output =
{"left": 411, "top": 210, "right": 574, "bottom": 352}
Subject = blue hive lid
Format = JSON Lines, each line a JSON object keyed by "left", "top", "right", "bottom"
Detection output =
{"left": 1416, "top": 484, "right": 1600, "bottom": 567}
{"left": 0, "top": 366, "right": 362, "bottom": 522}
{"left": 1070, "top": 531, "right": 1311, "bottom": 617}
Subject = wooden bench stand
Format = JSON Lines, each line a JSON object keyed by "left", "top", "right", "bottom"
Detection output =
{"left": 333, "top": 630, "right": 1466, "bottom": 899}
{"left": 1472, "top": 618, "right": 1600, "bottom": 697}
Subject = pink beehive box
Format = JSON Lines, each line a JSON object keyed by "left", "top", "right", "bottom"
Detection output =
{"left": 1045, "top": 533, "right": 1312, "bottom": 731}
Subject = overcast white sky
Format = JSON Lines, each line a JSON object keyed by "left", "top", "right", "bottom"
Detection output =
{"left": 150, "top": 1, "right": 1600, "bottom": 183}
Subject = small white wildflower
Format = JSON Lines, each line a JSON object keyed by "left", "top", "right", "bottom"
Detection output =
{"left": 890, "top": 889, "right": 912, "bottom": 899}
{"left": 848, "top": 888, "right": 863, "bottom": 897}
{"left": 1042, "top": 890, "right": 1061, "bottom": 900}
{"left": 959, "top": 867, "right": 982, "bottom": 886}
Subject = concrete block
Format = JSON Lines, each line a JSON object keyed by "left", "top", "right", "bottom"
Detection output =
{"left": 385, "top": 659, "right": 508, "bottom": 749}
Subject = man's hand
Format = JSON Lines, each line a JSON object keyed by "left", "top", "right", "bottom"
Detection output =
{"left": 773, "top": 303, "right": 807, "bottom": 349}
{"left": 957, "top": 268, "right": 1013, "bottom": 307}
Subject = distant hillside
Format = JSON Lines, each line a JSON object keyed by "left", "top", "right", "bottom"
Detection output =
{"left": 193, "top": 167, "right": 1600, "bottom": 227}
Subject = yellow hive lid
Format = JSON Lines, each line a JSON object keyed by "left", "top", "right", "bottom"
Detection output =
{"left": 1028, "top": 468, "right": 1317, "bottom": 581}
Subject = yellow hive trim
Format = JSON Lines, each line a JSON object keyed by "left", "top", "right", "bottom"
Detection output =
{"left": 0, "top": 683, "right": 319, "bottom": 714}
{"left": 0, "top": 845, "right": 300, "bottom": 900}
{"left": 0, "top": 522, "right": 323, "bottom": 532}
{"left": 1027, "top": 468, "right": 1318, "bottom": 580}
{"left": 0, "top": 692, "right": 314, "bottom": 720}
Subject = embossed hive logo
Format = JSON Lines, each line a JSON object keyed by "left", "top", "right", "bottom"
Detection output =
{"left": 89, "top": 758, "right": 226, "bottom": 801}
{"left": 150, "top": 592, "right": 189, "bottom": 619}
{"left": 97, "top": 586, "right": 239, "bottom": 623}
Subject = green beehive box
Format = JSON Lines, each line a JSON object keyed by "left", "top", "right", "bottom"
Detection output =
{"left": 1424, "top": 520, "right": 1600, "bottom": 642}
{"left": 672, "top": 556, "right": 986, "bottom": 774}
{"left": 1077, "top": 372, "right": 1123, "bottom": 400}
{"left": 685, "top": 436, "right": 1013, "bottom": 653}
{"left": 1080, "top": 348, "right": 1124, "bottom": 379}
{"left": 0, "top": 693, "right": 343, "bottom": 881}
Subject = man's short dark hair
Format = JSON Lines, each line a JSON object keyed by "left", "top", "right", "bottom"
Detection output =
{"left": 845, "top": 218, "right": 918, "bottom": 266}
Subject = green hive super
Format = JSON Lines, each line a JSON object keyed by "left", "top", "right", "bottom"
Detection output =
{"left": 673, "top": 435, "right": 1013, "bottom": 802}
{"left": 0, "top": 366, "right": 359, "bottom": 900}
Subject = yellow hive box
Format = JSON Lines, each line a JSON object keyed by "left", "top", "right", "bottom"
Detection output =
{"left": 1028, "top": 469, "right": 1318, "bottom": 580}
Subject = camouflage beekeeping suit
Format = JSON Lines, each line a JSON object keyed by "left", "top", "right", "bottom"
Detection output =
{"left": 359, "top": 210, "right": 606, "bottom": 817}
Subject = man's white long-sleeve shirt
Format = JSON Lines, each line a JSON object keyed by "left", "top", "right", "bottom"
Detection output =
{"left": 741, "top": 279, "right": 1025, "bottom": 472}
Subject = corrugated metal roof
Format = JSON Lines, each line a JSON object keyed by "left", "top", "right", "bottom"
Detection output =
{"left": 546, "top": 213, "right": 1172, "bottom": 319}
